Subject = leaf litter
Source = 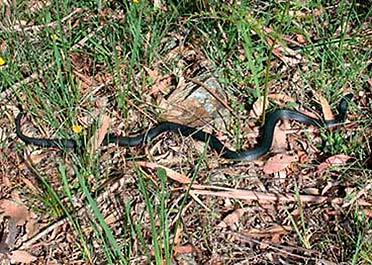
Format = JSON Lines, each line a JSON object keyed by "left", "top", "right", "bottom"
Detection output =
{"left": 0, "top": 199, "right": 37, "bottom": 263}
{"left": 1, "top": 3, "right": 371, "bottom": 264}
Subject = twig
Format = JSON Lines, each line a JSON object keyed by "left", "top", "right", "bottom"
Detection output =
{"left": 19, "top": 219, "right": 66, "bottom": 249}
{"left": 190, "top": 187, "right": 372, "bottom": 206}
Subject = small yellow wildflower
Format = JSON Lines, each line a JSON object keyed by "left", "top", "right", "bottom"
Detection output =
{"left": 72, "top": 124, "right": 83, "bottom": 134}
{"left": 51, "top": 34, "right": 59, "bottom": 41}
{"left": 133, "top": 0, "right": 140, "bottom": 3}
{"left": 0, "top": 56, "right": 6, "bottom": 66}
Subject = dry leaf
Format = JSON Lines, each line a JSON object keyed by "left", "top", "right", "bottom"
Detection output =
{"left": 149, "top": 75, "right": 172, "bottom": 96}
{"left": 0, "top": 40, "right": 7, "bottom": 53}
{"left": 9, "top": 250, "right": 37, "bottom": 264}
{"left": 73, "top": 70, "right": 93, "bottom": 89}
{"left": 160, "top": 98, "right": 210, "bottom": 126}
{"left": 250, "top": 96, "right": 268, "bottom": 119}
{"left": 268, "top": 93, "right": 296, "bottom": 105}
{"left": 263, "top": 154, "right": 298, "bottom": 174}
{"left": 296, "top": 34, "right": 306, "bottom": 44}
{"left": 263, "top": 28, "right": 302, "bottom": 65}
{"left": 174, "top": 244, "right": 197, "bottom": 255}
{"left": 144, "top": 64, "right": 173, "bottom": 96}
{"left": 360, "top": 209, "right": 372, "bottom": 218}
{"left": 297, "top": 151, "right": 309, "bottom": 164}
{"left": 246, "top": 225, "right": 292, "bottom": 238}
{"left": 144, "top": 66, "right": 160, "bottom": 80}
{"left": 315, "top": 93, "right": 334, "bottom": 120}
{"left": 217, "top": 208, "right": 248, "bottom": 228}
{"left": 104, "top": 213, "right": 117, "bottom": 225}
{"left": 272, "top": 47, "right": 283, "bottom": 60}
{"left": 317, "top": 154, "right": 352, "bottom": 174}
{"left": 89, "top": 114, "right": 111, "bottom": 153}
{"left": 0, "top": 199, "right": 30, "bottom": 225}
{"left": 21, "top": 178, "right": 40, "bottom": 193}
{"left": 272, "top": 126, "right": 287, "bottom": 152}
{"left": 25, "top": 215, "right": 38, "bottom": 238}
{"left": 29, "top": 0, "right": 50, "bottom": 13}
{"left": 18, "top": 150, "right": 46, "bottom": 170}
{"left": 71, "top": 52, "right": 93, "bottom": 74}
{"left": 134, "top": 161, "right": 194, "bottom": 184}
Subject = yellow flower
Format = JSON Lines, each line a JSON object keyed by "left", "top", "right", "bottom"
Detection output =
{"left": 0, "top": 56, "right": 6, "bottom": 66}
{"left": 133, "top": 0, "right": 140, "bottom": 3}
{"left": 51, "top": 34, "right": 59, "bottom": 41}
{"left": 72, "top": 124, "right": 83, "bottom": 134}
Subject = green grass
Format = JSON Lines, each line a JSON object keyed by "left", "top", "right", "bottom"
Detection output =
{"left": 1, "top": 0, "right": 371, "bottom": 264}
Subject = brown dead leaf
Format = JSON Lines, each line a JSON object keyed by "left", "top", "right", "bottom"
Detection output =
{"left": 18, "top": 151, "right": 46, "bottom": 170}
{"left": 28, "top": 0, "right": 50, "bottom": 13}
{"left": 149, "top": 75, "right": 172, "bottom": 96}
{"left": 89, "top": 114, "right": 111, "bottom": 153}
{"left": 272, "top": 47, "right": 283, "bottom": 61}
{"left": 315, "top": 92, "right": 334, "bottom": 120}
{"left": 246, "top": 225, "right": 292, "bottom": 239}
{"left": 317, "top": 154, "right": 352, "bottom": 174}
{"left": 361, "top": 209, "right": 372, "bottom": 218}
{"left": 288, "top": 8, "right": 323, "bottom": 19}
{"left": 297, "top": 151, "right": 309, "bottom": 164}
{"left": 174, "top": 244, "right": 198, "bottom": 256}
{"left": 263, "top": 154, "right": 298, "bottom": 174}
{"left": 104, "top": 213, "right": 117, "bottom": 226}
{"left": 263, "top": 28, "right": 302, "bottom": 65}
{"left": 3, "top": 176, "right": 10, "bottom": 188}
{"left": 160, "top": 98, "right": 211, "bottom": 126}
{"left": 25, "top": 215, "right": 38, "bottom": 238}
{"left": 272, "top": 126, "right": 287, "bottom": 152}
{"left": 0, "top": 199, "right": 29, "bottom": 225}
{"left": 73, "top": 70, "right": 93, "bottom": 90}
{"left": 268, "top": 93, "right": 296, "bottom": 105}
{"left": 9, "top": 250, "right": 37, "bottom": 264}
{"left": 217, "top": 208, "right": 248, "bottom": 228}
{"left": 296, "top": 34, "right": 306, "bottom": 44}
{"left": 134, "top": 161, "right": 195, "bottom": 184}
{"left": 21, "top": 178, "right": 40, "bottom": 194}
{"left": 250, "top": 96, "right": 268, "bottom": 119}
{"left": 71, "top": 52, "right": 93, "bottom": 74}
{"left": 144, "top": 65, "right": 173, "bottom": 96}
{"left": 144, "top": 66, "right": 161, "bottom": 82}
{"left": 0, "top": 40, "right": 7, "bottom": 53}
{"left": 0, "top": 199, "right": 37, "bottom": 250}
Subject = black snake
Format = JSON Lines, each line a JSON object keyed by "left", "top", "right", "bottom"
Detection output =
{"left": 16, "top": 94, "right": 352, "bottom": 161}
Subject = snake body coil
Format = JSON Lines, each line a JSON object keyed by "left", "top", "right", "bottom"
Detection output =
{"left": 16, "top": 94, "right": 352, "bottom": 161}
